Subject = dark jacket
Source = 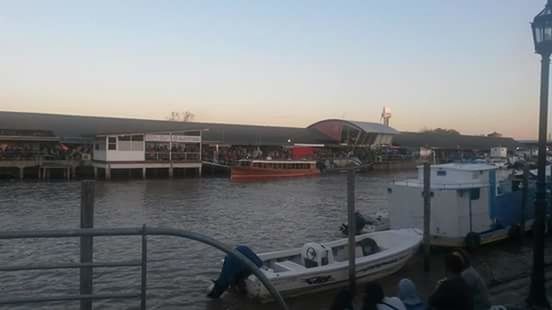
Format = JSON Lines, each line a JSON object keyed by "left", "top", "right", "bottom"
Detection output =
{"left": 428, "top": 276, "right": 474, "bottom": 310}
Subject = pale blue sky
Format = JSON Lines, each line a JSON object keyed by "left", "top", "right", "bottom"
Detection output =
{"left": 0, "top": 1, "right": 546, "bottom": 138}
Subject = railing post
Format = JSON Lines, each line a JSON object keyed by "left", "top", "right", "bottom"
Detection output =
{"left": 347, "top": 169, "right": 356, "bottom": 296}
{"left": 521, "top": 165, "right": 529, "bottom": 244}
{"left": 140, "top": 225, "right": 147, "bottom": 310}
{"left": 80, "top": 181, "right": 95, "bottom": 310}
{"left": 423, "top": 162, "right": 431, "bottom": 272}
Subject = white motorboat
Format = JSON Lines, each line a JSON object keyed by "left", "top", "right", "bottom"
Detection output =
{"left": 245, "top": 229, "right": 422, "bottom": 300}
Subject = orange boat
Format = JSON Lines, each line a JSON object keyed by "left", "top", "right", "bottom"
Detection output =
{"left": 230, "top": 160, "right": 320, "bottom": 181}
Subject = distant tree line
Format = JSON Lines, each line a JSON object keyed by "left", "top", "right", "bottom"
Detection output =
{"left": 419, "top": 128, "right": 504, "bottom": 137}
{"left": 420, "top": 128, "right": 461, "bottom": 135}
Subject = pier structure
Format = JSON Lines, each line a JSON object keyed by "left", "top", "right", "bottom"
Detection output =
{"left": 0, "top": 128, "right": 84, "bottom": 180}
{"left": 0, "top": 111, "right": 526, "bottom": 180}
{"left": 91, "top": 131, "right": 202, "bottom": 180}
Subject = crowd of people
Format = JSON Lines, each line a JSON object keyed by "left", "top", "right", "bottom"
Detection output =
{"left": 201, "top": 145, "right": 416, "bottom": 167}
{"left": 330, "top": 249, "right": 491, "bottom": 310}
{"left": 0, "top": 143, "right": 91, "bottom": 161}
{"left": 202, "top": 146, "right": 293, "bottom": 165}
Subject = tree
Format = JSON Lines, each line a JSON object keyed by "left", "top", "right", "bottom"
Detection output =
{"left": 421, "top": 128, "right": 461, "bottom": 135}
{"left": 167, "top": 111, "right": 195, "bottom": 122}
{"left": 487, "top": 132, "right": 503, "bottom": 138}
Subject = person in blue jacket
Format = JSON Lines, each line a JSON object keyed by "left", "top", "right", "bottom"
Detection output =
{"left": 207, "top": 245, "right": 263, "bottom": 299}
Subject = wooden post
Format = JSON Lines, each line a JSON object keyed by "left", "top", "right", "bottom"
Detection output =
{"left": 80, "top": 181, "right": 95, "bottom": 310}
{"left": 142, "top": 167, "right": 147, "bottom": 179}
{"left": 18, "top": 167, "right": 24, "bottom": 180}
{"left": 521, "top": 165, "right": 529, "bottom": 242}
{"left": 93, "top": 167, "right": 98, "bottom": 179}
{"left": 347, "top": 169, "right": 356, "bottom": 295}
{"left": 423, "top": 163, "right": 431, "bottom": 272}
{"left": 105, "top": 167, "right": 111, "bottom": 180}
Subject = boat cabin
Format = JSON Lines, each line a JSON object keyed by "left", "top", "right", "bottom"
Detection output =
{"left": 389, "top": 163, "right": 530, "bottom": 246}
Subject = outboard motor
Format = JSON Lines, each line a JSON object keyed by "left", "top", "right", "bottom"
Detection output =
{"left": 339, "top": 212, "right": 369, "bottom": 236}
{"left": 301, "top": 242, "right": 329, "bottom": 268}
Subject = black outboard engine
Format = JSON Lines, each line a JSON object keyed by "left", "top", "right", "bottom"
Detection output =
{"left": 339, "top": 211, "right": 370, "bottom": 236}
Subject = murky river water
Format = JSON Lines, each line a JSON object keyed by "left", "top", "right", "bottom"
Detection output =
{"left": 0, "top": 171, "right": 416, "bottom": 310}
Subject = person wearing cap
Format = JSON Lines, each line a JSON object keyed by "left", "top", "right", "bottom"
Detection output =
{"left": 398, "top": 278, "right": 426, "bottom": 310}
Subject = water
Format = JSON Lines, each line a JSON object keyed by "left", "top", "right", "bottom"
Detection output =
{"left": 0, "top": 171, "right": 415, "bottom": 310}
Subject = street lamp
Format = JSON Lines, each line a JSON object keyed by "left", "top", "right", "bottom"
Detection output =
{"left": 529, "top": 1, "right": 552, "bottom": 308}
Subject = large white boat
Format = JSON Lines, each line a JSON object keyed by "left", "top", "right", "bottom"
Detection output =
{"left": 388, "top": 163, "right": 533, "bottom": 247}
{"left": 245, "top": 229, "right": 421, "bottom": 300}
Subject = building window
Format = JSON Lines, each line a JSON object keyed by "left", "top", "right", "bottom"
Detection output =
{"left": 108, "top": 137, "right": 117, "bottom": 150}
{"left": 95, "top": 144, "right": 99, "bottom": 151}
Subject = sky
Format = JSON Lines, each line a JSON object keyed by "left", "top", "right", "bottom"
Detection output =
{"left": 0, "top": 1, "right": 547, "bottom": 139}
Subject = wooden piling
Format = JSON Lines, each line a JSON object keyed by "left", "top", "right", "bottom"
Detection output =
{"left": 347, "top": 169, "right": 356, "bottom": 295}
{"left": 423, "top": 162, "right": 431, "bottom": 272}
{"left": 521, "top": 165, "right": 529, "bottom": 242}
{"left": 80, "top": 181, "right": 95, "bottom": 310}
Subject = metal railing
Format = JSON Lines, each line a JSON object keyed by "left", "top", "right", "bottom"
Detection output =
{"left": 0, "top": 226, "right": 289, "bottom": 310}
{"left": 144, "top": 152, "right": 200, "bottom": 161}
{"left": 0, "top": 181, "right": 288, "bottom": 310}
{"left": 392, "top": 179, "right": 490, "bottom": 190}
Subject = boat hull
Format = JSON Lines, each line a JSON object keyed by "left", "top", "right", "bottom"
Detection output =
{"left": 230, "top": 166, "right": 320, "bottom": 181}
{"left": 245, "top": 229, "right": 421, "bottom": 300}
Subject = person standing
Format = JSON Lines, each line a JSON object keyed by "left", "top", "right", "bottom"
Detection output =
{"left": 454, "top": 250, "right": 491, "bottom": 310}
{"left": 428, "top": 253, "right": 474, "bottom": 310}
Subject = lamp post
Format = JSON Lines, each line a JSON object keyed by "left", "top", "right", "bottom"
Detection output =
{"left": 529, "top": 1, "right": 552, "bottom": 308}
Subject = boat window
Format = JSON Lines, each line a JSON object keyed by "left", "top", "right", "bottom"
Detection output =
{"left": 469, "top": 188, "right": 480, "bottom": 200}
{"left": 437, "top": 170, "right": 447, "bottom": 176}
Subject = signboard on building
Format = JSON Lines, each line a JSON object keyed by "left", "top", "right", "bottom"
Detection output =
{"left": 145, "top": 134, "right": 201, "bottom": 143}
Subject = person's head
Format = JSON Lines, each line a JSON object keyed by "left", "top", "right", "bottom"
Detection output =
{"left": 398, "top": 278, "right": 423, "bottom": 306}
{"left": 330, "top": 288, "right": 354, "bottom": 310}
{"left": 362, "top": 282, "right": 384, "bottom": 310}
{"left": 445, "top": 252, "right": 465, "bottom": 275}
{"left": 453, "top": 248, "right": 471, "bottom": 268}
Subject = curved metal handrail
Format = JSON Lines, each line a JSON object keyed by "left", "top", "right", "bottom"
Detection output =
{"left": 143, "top": 227, "right": 289, "bottom": 310}
{"left": 0, "top": 226, "right": 289, "bottom": 310}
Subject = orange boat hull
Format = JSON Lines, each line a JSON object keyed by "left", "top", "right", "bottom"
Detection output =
{"left": 230, "top": 166, "right": 320, "bottom": 181}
